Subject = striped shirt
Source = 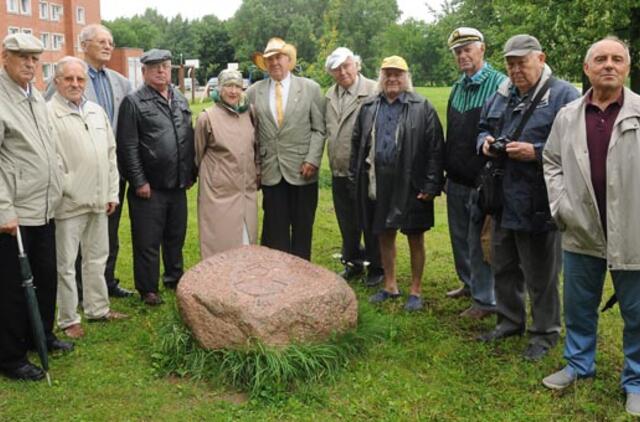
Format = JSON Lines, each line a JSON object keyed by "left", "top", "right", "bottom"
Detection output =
{"left": 449, "top": 63, "right": 506, "bottom": 114}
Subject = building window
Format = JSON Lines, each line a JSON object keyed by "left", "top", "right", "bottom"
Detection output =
{"left": 52, "top": 33, "right": 64, "bottom": 50}
{"left": 42, "top": 63, "right": 53, "bottom": 82}
{"left": 50, "top": 3, "right": 62, "bottom": 21}
{"left": 8, "top": 27, "right": 20, "bottom": 35}
{"left": 40, "top": 32, "right": 50, "bottom": 50}
{"left": 20, "top": 0, "right": 31, "bottom": 14}
{"left": 6, "top": 0, "right": 19, "bottom": 13}
{"left": 76, "top": 6, "right": 85, "bottom": 24}
{"left": 21, "top": 28, "right": 33, "bottom": 35}
{"left": 39, "top": 1, "right": 48, "bottom": 19}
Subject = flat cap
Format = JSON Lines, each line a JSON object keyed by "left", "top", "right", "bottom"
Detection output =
{"left": 2, "top": 33, "right": 44, "bottom": 54}
{"left": 503, "top": 34, "right": 542, "bottom": 57}
{"left": 140, "top": 49, "right": 172, "bottom": 64}
{"left": 325, "top": 47, "right": 357, "bottom": 71}
{"left": 448, "top": 27, "right": 483, "bottom": 50}
{"left": 380, "top": 55, "right": 408, "bottom": 71}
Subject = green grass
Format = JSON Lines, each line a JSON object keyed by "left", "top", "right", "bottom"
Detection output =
{"left": 153, "top": 305, "right": 391, "bottom": 401}
{"left": 0, "top": 87, "right": 631, "bottom": 421}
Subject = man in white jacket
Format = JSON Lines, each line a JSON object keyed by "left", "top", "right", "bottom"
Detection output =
{"left": 542, "top": 37, "right": 640, "bottom": 416}
{"left": 49, "top": 56, "right": 127, "bottom": 339}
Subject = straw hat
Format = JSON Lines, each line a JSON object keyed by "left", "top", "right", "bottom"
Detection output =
{"left": 251, "top": 37, "right": 297, "bottom": 71}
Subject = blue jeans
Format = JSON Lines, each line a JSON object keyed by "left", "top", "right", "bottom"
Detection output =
{"left": 446, "top": 180, "right": 495, "bottom": 309}
{"left": 563, "top": 251, "right": 640, "bottom": 393}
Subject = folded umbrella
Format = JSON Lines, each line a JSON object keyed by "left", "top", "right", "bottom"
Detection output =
{"left": 16, "top": 229, "right": 51, "bottom": 386}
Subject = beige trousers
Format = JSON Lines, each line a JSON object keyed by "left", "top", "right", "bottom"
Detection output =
{"left": 56, "top": 212, "right": 110, "bottom": 328}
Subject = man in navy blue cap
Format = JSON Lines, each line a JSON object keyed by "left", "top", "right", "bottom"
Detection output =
{"left": 117, "top": 49, "right": 196, "bottom": 306}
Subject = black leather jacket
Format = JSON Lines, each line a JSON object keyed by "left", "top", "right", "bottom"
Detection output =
{"left": 117, "top": 84, "right": 195, "bottom": 190}
{"left": 349, "top": 91, "right": 445, "bottom": 231}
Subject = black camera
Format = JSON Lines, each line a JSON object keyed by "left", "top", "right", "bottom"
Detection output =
{"left": 489, "top": 136, "right": 512, "bottom": 156}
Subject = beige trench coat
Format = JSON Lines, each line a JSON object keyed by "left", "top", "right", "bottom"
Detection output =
{"left": 195, "top": 103, "right": 259, "bottom": 259}
{"left": 543, "top": 87, "right": 640, "bottom": 270}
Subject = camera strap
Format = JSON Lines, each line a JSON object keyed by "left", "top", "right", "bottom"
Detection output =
{"left": 510, "top": 76, "right": 555, "bottom": 141}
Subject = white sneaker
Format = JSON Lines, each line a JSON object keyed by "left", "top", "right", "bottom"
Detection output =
{"left": 627, "top": 393, "right": 640, "bottom": 416}
{"left": 542, "top": 367, "right": 577, "bottom": 390}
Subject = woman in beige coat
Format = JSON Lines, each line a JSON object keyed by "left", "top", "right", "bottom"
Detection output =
{"left": 195, "top": 69, "right": 259, "bottom": 259}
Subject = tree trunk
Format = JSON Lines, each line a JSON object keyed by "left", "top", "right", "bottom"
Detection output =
{"left": 630, "top": 7, "right": 640, "bottom": 93}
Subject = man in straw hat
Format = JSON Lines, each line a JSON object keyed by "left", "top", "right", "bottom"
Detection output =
{"left": 324, "top": 47, "right": 383, "bottom": 286}
{"left": 350, "top": 56, "right": 444, "bottom": 312}
{"left": 0, "top": 33, "right": 73, "bottom": 382}
{"left": 246, "top": 38, "right": 325, "bottom": 260}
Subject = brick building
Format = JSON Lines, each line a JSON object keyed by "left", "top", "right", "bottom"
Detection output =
{"left": 1, "top": 0, "right": 101, "bottom": 88}
{"left": 1, "top": 0, "right": 142, "bottom": 89}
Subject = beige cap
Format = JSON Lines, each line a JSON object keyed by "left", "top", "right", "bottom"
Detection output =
{"left": 380, "top": 55, "right": 408, "bottom": 71}
{"left": 2, "top": 33, "right": 44, "bottom": 54}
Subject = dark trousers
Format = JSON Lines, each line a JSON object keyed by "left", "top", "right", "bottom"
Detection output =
{"left": 261, "top": 180, "right": 318, "bottom": 260}
{"left": 491, "top": 222, "right": 561, "bottom": 348}
{"left": 128, "top": 187, "right": 187, "bottom": 295}
{"left": 0, "top": 223, "right": 57, "bottom": 370}
{"left": 332, "top": 176, "right": 381, "bottom": 272}
{"left": 105, "top": 178, "right": 127, "bottom": 288}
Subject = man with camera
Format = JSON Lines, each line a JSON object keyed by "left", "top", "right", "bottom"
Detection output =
{"left": 476, "top": 35, "right": 579, "bottom": 361}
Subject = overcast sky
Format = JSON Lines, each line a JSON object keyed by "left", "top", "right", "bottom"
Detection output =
{"left": 101, "top": 0, "right": 441, "bottom": 22}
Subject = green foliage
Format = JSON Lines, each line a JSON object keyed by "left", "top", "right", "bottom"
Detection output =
{"left": 227, "top": 0, "right": 329, "bottom": 71}
{"left": 153, "top": 305, "right": 390, "bottom": 400}
{"left": 104, "top": 9, "right": 235, "bottom": 84}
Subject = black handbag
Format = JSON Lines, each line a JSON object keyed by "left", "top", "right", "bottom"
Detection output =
{"left": 476, "top": 77, "right": 555, "bottom": 215}
{"left": 477, "top": 160, "right": 504, "bottom": 215}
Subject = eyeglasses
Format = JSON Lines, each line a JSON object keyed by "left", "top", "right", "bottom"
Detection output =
{"left": 89, "top": 39, "right": 115, "bottom": 48}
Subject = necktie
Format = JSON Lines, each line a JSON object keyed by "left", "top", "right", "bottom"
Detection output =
{"left": 275, "top": 81, "right": 284, "bottom": 127}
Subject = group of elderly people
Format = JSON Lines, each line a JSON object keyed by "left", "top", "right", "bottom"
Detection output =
{"left": 0, "top": 22, "right": 637, "bottom": 415}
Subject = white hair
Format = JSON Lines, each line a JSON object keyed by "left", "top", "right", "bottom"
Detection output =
{"left": 79, "top": 24, "right": 112, "bottom": 44}
{"left": 451, "top": 41, "right": 484, "bottom": 55}
{"left": 55, "top": 56, "right": 88, "bottom": 78}
{"left": 584, "top": 36, "right": 631, "bottom": 64}
{"left": 376, "top": 69, "right": 414, "bottom": 94}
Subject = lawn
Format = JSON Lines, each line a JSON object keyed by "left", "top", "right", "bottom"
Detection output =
{"left": 0, "top": 87, "right": 630, "bottom": 421}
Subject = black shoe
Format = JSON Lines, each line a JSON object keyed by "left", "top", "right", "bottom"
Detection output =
{"left": 364, "top": 271, "right": 384, "bottom": 288}
{"left": 1, "top": 362, "right": 45, "bottom": 381}
{"left": 109, "top": 285, "right": 134, "bottom": 298}
{"left": 164, "top": 282, "right": 178, "bottom": 290}
{"left": 339, "top": 265, "right": 364, "bottom": 281}
{"left": 47, "top": 339, "right": 74, "bottom": 353}
{"left": 476, "top": 328, "right": 524, "bottom": 343}
{"left": 523, "top": 343, "right": 550, "bottom": 361}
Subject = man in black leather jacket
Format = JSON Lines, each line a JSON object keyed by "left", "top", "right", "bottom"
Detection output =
{"left": 350, "top": 56, "right": 444, "bottom": 312}
{"left": 116, "top": 49, "right": 195, "bottom": 305}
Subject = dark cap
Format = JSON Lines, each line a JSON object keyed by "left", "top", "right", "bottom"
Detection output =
{"left": 140, "top": 49, "right": 172, "bottom": 64}
{"left": 503, "top": 34, "right": 542, "bottom": 57}
{"left": 3, "top": 33, "right": 44, "bottom": 54}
